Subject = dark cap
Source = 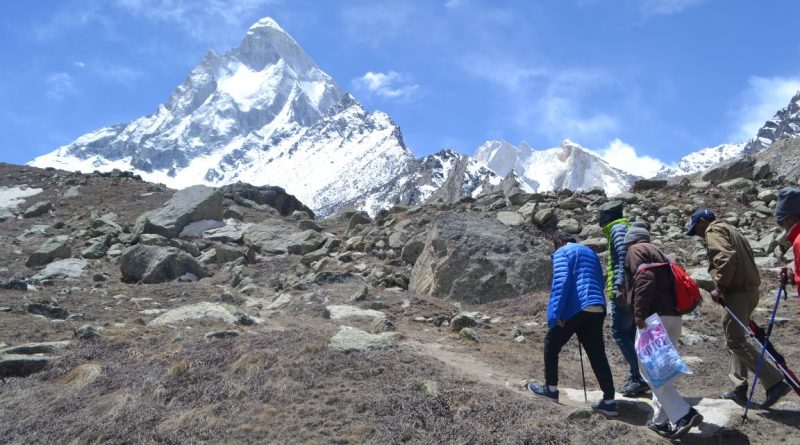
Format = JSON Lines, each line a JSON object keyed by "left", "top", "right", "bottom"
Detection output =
{"left": 686, "top": 209, "right": 716, "bottom": 236}
{"left": 775, "top": 187, "right": 800, "bottom": 223}
{"left": 598, "top": 200, "right": 624, "bottom": 226}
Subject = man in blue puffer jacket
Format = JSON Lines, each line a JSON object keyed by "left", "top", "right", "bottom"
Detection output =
{"left": 528, "top": 232, "right": 617, "bottom": 416}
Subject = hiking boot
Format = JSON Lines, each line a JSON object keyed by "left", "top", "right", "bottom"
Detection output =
{"left": 646, "top": 420, "right": 673, "bottom": 438}
{"left": 669, "top": 408, "right": 703, "bottom": 439}
{"left": 721, "top": 384, "right": 748, "bottom": 406}
{"left": 619, "top": 379, "right": 649, "bottom": 397}
{"left": 527, "top": 383, "right": 558, "bottom": 402}
{"left": 590, "top": 400, "right": 618, "bottom": 417}
{"left": 761, "top": 381, "right": 791, "bottom": 409}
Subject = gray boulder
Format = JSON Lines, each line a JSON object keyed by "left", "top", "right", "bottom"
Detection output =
{"left": 557, "top": 218, "right": 582, "bottom": 234}
{"left": 329, "top": 326, "right": 395, "bottom": 352}
{"left": 26, "top": 236, "right": 72, "bottom": 267}
{"left": 401, "top": 235, "right": 426, "bottom": 264}
{"left": 702, "top": 156, "right": 756, "bottom": 183}
{"left": 136, "top": 185, "right": 223, "bottom": 238}
{"left": 409, "top": 213, "right": 552, "bottom": 303}
{"left": 534, "top": 208, "right": 556, "bottom": 228}
{"left": 348, "top": 211, "right": 371, "bottom": 231}
{"left": 243, "top": 219, "right": 303, "bottom": 254}
{"left": 220, "top": 183, "right": 314, "bottom": 218}
{"left": 23, "top": 201, "right": 53, "bottom": 218}
{"left": 81, "top": 241, "right": 108, "bottom": 259}
{"left": 32, "top": 258, "right": 89, "bottom": 281}
{"left": 689, "top": 268, "right": 715, "bottom": 291}
{"left": 287, "top": 230, "right": 324, "bottom": 255}
{"left": 497, "top": 211, "right": 525, "bottom": 226}
{"left": 148, "top": 302, "right": 239, "bottom": 326}
{"left": 120, "top": 245, "right": 208, "bottom": 284}
{"left": 0, "top": 341, "right": 71, "bottom": 378}
{"left": 388, "top": 231, "right": 410, "bottom": 249}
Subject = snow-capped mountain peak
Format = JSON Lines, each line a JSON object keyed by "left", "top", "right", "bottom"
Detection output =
{"left": 474, "top": 139, "right": 637, "bottom": 195}
{"left": 28, "top": 17, "right": 502, "bottom": 217}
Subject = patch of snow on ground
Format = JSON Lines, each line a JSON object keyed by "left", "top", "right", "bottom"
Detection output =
{"left": 0, "top": 186, "right": 43, "bottom": 209}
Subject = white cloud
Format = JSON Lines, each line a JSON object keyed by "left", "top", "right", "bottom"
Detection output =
{"left": 45, "top": 72, "right": 76, "bottom": 100}
{"left": 462, "top": 55, "right": 621, "bottom": 142}
{"left": 114, "top": 0, "right": 279, "bottom": 44}
{"left": 444, "top": 0, "right": 463, "bottom": 8}
{"left": 595, "top": 138, "right": 664, "bottom": 177}
{"left": 340, "top": 2, "right": 416, "bottom": 47}
{"left": 730, "top": 76, "right": 800, "bottom": 142}
{"left": 93, "top": 64, "right": 145, "bottom": 85}
{"left": 353, "top": 71, "right": 419, "bottom": 99}
{"left": 638, "top": 0, "right": 706, "bottom": 17}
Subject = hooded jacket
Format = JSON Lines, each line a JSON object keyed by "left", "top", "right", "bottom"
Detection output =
{"left": 705, "top": 220, "right": 760, "bottom": 293}
{"left": 547, "top": 242, "right": 606, "bottom": 328}
{"left": 603, "top": 218, "right": 630, "bottom": 297}
{"left": 624, "top": 242, "right": 680, "bottom": 324}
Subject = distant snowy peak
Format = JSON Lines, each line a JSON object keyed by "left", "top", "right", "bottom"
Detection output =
{"left": 657, "top": 142, "right": 746, "bottom": 178}
{"left": 473, "top": 139, "right": 637, "bottom": 196}
{"left": 744, "top": 90, "right": 800, "bottom": 154}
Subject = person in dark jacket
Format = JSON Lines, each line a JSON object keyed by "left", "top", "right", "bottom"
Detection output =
{"left": 687, "top": 209, "right": 790, "bottom": 408}
{"left": 528, "top": 232, "right": 617, "bottom": 416}
{"left": 623, "top": 227, "right": 703, "bottom": 439}
{"left": 598, "top": 201, "right": 647, "bottom": 396}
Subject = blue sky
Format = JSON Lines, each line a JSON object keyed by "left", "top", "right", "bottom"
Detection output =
{"left": 2, "top": 0, "right": 800, "bottom": 176}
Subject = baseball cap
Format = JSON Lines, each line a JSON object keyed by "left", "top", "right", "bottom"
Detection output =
{"left": 686, "top": 209, "right": 716, "bottom": 236}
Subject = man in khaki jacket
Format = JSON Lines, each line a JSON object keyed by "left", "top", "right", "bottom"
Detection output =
{"left": 687, "top": 209, "right": 790, "bottom": 408}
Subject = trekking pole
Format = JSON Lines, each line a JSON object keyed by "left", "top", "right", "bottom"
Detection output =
{"left": 578, "top": 340, "right": 588, "bottom": 403}
{"left": 742, "top": 282, "right": 786, "bottom": 422}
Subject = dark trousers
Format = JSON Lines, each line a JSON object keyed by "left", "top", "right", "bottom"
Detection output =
{"left": 544, "top": 310, "right": 615, "bottom": 401}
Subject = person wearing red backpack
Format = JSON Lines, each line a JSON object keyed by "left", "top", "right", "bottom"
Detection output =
{"left": 686, "top": 209, "right": 791, "bottom": 408}
{"left": 623, "top": 226, "right": 702, "bottom": 439}
{"left": 775, "top": 187, "right": 800, "bottom": 297}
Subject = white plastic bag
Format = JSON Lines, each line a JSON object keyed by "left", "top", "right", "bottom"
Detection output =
{"left": 635, "top": 313, "right": 692, "bottom": 389}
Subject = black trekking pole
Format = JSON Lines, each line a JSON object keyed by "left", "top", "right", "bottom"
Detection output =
{"left": 742, "top": 281, "right": 787, "bottom": 422}
{"left": 578, "top": 340, "right": 588, "bottom": 403}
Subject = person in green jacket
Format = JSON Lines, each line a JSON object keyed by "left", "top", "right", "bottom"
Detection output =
{"left": 598, "top": 201, "right": 648, "bottom": 397}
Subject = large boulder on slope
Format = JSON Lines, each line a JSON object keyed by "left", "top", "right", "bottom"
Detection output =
{"left": 409, "top": 213, "right": 552, "bottom": 303}
{"left": 135, "top": 185, "right": 223, "bottom": 238}
{"left": 120, "top": 244, "right": 208, "bottom": 283}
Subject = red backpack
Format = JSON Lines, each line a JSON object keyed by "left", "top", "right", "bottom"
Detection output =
{"left": 636, "top": 254, "right": 702, "bottom": 315}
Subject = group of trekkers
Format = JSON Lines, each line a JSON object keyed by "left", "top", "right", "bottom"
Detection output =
{"left": 526, "top": 186, "right": 800, "bottom": 439}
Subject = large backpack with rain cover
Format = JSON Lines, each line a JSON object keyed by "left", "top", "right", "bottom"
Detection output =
{"left": 636, "top": 253, "right": 702, "bottom": 315}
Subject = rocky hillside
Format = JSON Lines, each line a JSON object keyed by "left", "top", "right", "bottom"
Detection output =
{"left": 1, "top": 162, "right": 799, "bottom": 443}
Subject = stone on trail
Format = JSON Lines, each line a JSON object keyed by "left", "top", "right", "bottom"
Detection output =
{"left": 32, "top": 258, "right": 89, "bottom": 281}
{"left": 329, "top": 326, "right": 395, "bottom": 352}
{"left": 136, "top": 185, "right": 223, "bottom": 238}
{"left": 325, "top": 304, "right": 386, "bottom": 321}
{"left": 120, "top": 244, "right": 208, "bottom": 284}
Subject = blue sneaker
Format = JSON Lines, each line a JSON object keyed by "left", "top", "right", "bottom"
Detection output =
{"left": 591, "top": 400, "right": 618, "bottom": 416}
{"left": 527, "top": 383, "right": 558, "bottom": 402}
